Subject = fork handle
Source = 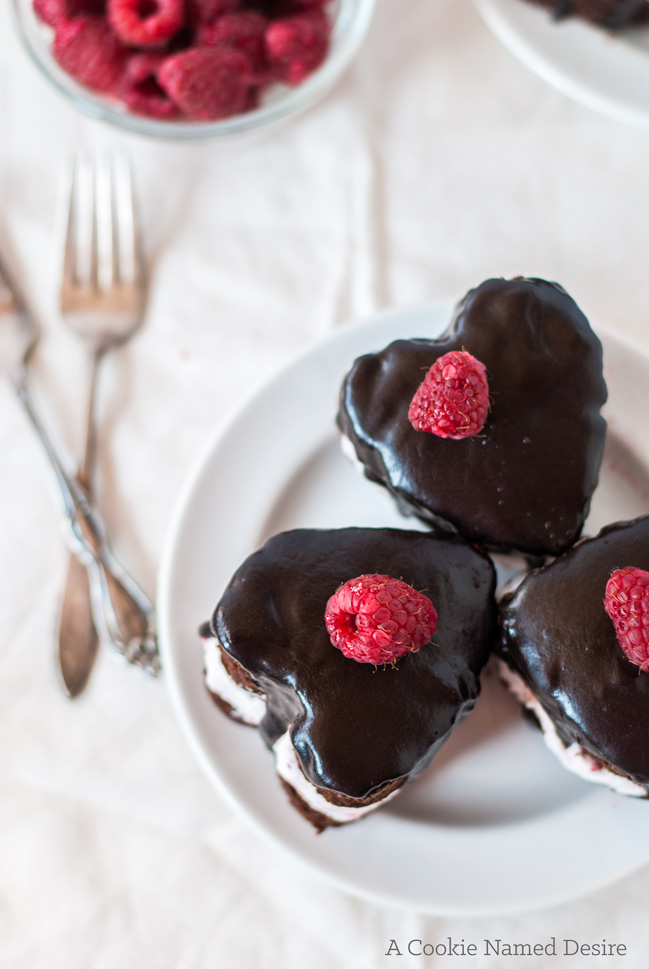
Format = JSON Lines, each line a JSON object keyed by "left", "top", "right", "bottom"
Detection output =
{"left": 57, "top": 347, "right": 100, "bottom": 698}
{"left": 14, "top": 374, "right": 160, "bottom": 677}
{"left": 78, "top": 344, "right": 102, "bottom": 490}
{"left": 57, "top": 552, "right": 99, "bottom": 698}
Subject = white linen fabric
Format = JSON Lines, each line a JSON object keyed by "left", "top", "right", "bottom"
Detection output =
{"left": 2, "top": 1, "right": 649, "bottom": 967}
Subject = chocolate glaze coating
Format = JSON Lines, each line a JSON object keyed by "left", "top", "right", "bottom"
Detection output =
{"left": 212, "top": 527, "right": 497, "bottom": 800}
{"left": 338, "top": 277, "right": 607, "bottom": 557}
{"left": 499, "top": 516, "right": 649, "bottom": 790}
{"left": 527, "top": 0, "right": 649, "bottom": 28}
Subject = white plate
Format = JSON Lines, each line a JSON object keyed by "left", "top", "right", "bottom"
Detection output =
{"left": 475, "top": 0, "right": 649, "bottom": 127}
{"left": 158, "top": 301, "right": 649, "bottom": 915}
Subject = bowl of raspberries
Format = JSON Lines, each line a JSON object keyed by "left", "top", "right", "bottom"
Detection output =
{"left": 12, "top": 0, "right": 375, "bottom": 138}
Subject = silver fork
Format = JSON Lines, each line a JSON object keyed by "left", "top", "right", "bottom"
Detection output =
{"left": 0, "top": 245, "right": 159, "bottom": 683}
{"left": 56, "top": 155, "right": 158, "bottom": 695}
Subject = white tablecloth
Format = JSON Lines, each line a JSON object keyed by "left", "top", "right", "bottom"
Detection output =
{"left": 3, "top": 1, "right": 649, "bottom": 966}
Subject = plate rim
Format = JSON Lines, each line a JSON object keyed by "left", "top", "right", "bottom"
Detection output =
{"left": 475, "top": 0, "right": 649, "bottom": 128}
{"left": 158, "top": 301, "right": 649, "bottom": 915}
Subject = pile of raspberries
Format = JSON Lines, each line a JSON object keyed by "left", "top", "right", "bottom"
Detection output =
{"left": 34, "top": 0, "right": 334, "bottom": 122}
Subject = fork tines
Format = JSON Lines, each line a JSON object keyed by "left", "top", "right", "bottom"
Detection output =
{"left": 61, "top": 155, "right": 144, "bottom": 334}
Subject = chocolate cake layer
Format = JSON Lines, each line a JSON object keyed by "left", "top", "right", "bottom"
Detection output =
{"left": 212, "top": 527, "right": 497, "bottom": 801}
{"left": 498, "top": 516, "right": 649, "bottom": 791}
{"left": 278, "top": 778, "right": 342, "bottom": 832}
{"left": 338, "top": 277, "right": 607, "bottom": 557}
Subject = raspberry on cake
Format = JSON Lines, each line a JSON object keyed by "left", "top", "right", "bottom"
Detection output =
{"left": 604, "top": 567, "right": 649, "bottom": 672}
{"left": 324, "top": 574, "right": 438, "bottom": 664}
{"left": 408, "top": 349, "right": 490, "bottom": 440}
{"left": 201, "top": 527, "right": 497, "bottom": 830}
{"left": 498, "top": 516, "right": 649, "bottom": 797}
{"left": 338, "top": 277, "right": 608, "bottom": 558}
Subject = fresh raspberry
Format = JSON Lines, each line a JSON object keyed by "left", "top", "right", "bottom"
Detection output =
{"left": 76, "top": 0, "right": 106, "bottom": 11}
{"left": 33, "top": 0, "right": 105, "bottom": 26}
{"left": 243, "top": 84, "right": 263, "bottom": 111}
{"left": 53, "top": 17, "right": 127, "bottom": 93}
{"left": 199, "top": 12, "right": 268, "bottom": 73}
{"left": 324, "top": 574, "right": 438, "bottom": 665}
{"left": 274, "top": 0, "right": 331, "bottom": 12}
{"left": 119, "top": 53, "right": 179, "bottom": 119}
{"left": 408, "top": 350, "right": 490, "bottom": 440}
{"left": 158, "top": 46, "right": 252, "bottom": 120}
{"left": 34, "top": 0, "right": 65, "bottom": 25}
{"left": 108, "top": 0, "right": 185, "bottom": 48}
{"left": 604, "top": 567, "right": 649, "bottom": 673}
{"left": 264, "top": 11, "right": 330, "bottom": 85}
{"left": 187, "top": 0, "right": 241, "bottom": 26}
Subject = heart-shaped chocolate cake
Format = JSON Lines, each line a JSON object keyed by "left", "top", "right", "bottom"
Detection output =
{"left": 202, "top": 526, "right": 497, "bottom": 829}
{"left": 338, "top": 277, "right": 608, "bottom": 557}
{"left": 498, "top": 515, "right": 649, "bottom": 796}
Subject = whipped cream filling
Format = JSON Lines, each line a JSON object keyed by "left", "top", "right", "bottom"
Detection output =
{"left": 202, "top": 632, "right": 400, "bottom": 823}
{"left": 273, "top": 731, "right": 400, "bottom": 823}
{"left": 202, "top": 635, "right": 266, "bottom": 726}
{"left": 498, "top": 660, "right": 646, "bottom": 798}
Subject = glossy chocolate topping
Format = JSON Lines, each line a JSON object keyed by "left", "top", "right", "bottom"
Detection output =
{"left": 338, "top": 277, "right": 607, "bottom": 557}
{"left": 212, "top": 527, "right": 496, "bottom": 799}
{"left": 530, "top": 0, "right": 649, "bottom": 27}
{"left": 499, "top": 516, "right": 649, "bottom": 790}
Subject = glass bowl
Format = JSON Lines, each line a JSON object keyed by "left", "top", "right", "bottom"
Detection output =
{"left": 11, "top": 0, "right": 375, "bottom": 141}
